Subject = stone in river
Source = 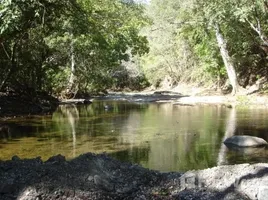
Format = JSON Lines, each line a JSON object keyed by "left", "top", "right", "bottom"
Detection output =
{"left": 224, "top": 135, "right": 268, "bottom": 147}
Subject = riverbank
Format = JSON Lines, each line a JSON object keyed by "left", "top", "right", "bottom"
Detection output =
{"left": 1, "top": 88, "right": 268, "bottom": 119}
{"left": 0, "top": 153, "right": 267, "bottom": 200}
{"left": 0, "top": 92, "right": 59, "bottom": 118}
{"left": 101, "top": 91, "right": 268, "bottom": 108}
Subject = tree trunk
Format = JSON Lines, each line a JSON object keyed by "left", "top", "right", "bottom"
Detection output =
{"left": 67, "top": 36, "right": 75, "bottom": 93}
{"left": 214, "top": 24, "right": 239, "bottom": 95}
{"left": 0, "top": 43, "right": 17, "bottom": 91}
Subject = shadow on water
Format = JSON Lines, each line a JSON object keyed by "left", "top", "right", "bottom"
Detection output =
{"left": 1, "top": 98, "right": 268, "bottom": 171}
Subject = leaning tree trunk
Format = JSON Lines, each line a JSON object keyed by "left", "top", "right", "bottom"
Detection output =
{"left": 214, "top": 24, "right": 239, "bottom": 95}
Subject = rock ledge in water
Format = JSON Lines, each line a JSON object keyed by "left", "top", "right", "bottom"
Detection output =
{"left": 224, "top": 135, "right": 268, "bottom": 147}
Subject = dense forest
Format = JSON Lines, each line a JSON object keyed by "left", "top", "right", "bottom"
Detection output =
{"left": 1, "top": 0, "right": 268, "bottom": 97}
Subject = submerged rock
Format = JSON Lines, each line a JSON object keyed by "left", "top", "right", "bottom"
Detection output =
{"left": 224, "top": 135, "right": 268, "bottom": 147}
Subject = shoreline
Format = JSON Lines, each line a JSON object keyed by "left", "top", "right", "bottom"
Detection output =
{"left": 101, "top": 91, "right": 268, "bottom": 108}
{"left": 0, "top": 153, "right": 267, "bottom": 200}
{"left": 1, "top": 91, "right": 268, "bottom": 119}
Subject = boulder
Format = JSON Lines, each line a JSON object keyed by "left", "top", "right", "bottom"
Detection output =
{"left": 224, "top": 135, "right": 268, "bottom": 147}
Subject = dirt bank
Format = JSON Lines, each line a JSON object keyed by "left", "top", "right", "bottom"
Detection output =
{"left": 1, "top": 153, "right": 267, "bottom": 200}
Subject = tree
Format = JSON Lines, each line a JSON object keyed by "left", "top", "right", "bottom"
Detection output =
{"left": 182, "top": 0, "right": 241, "bottom": 94}
{"left": 214, "top": 23, "right": 239, "bottom": 95}
{"left": 194, "top": 0, "right": 268, "bottom": 94}
{"left": 141, "top": 0, "right": 203, "bottom": 87}
{"left": 234, "top": 0, "right": 268, "bottom": 46}
{"left": 0, "top": 0, "right": 150, "bottom": 96}
{"left": 0, "top": 0, "right": 80, "bottom": 93}
{"left": 143, "top": 0, "right": 268, "bottom": 94}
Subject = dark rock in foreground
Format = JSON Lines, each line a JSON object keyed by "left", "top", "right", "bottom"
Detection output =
{"left": 0, "top": 153, "right": 268, "bottom": 199}
{"left": 224, "top": 135, "right": 268, "bottom": 147}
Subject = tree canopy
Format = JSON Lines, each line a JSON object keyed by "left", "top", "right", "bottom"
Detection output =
{"left": 0, "top": 0, "right": 149, "bottom": 97}
{"left": 141, "top": 0, "right": 268, "bottom": 94}
{"left": 1, "top": 0, "right": 268, "bottom": 97}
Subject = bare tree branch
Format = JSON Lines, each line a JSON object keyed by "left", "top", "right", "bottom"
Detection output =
{"left": 246, "top": 18, "right": 268, "bottom": 46}
{"left": 1, "top": 43, "right": 11, "bottom": 60}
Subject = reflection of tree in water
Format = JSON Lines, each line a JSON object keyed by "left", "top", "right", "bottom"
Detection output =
{"left": 58, "top": 105, "right": 79, "bottom": 157}
{"left": 69, "top": 101, "right": 149, "bottom": 138}
{"left": 218, "top": 108, "right": 268, "bottom": 165}
{"left": 51, "top": 102, "right": 151, "bottom": 159}
{"left": 235, "top": 126, "right": 268, "bottom": 141}
{"left": 0, "top": 125, "right": 11, "bottom": 141}
{"left": 3, "top": 101, "right": 268, "bottom": 169}
{"left": 0, "top": 120, "right": 50, "bottom": 140}
{"left": 235, "top": 108, "right": 268, "bottom": 141}
{"left": 129, "top": 104, "right": 228, "bottom": 172}
{"left": 109, "top": 146, "right": 150, "bottom": 165}
{"left": 217, "top": 108, "right": 236, "bottom": 165}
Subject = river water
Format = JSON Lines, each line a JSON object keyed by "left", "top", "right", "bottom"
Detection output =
{"left": 1, "top": 100, "right": 268, "bottom": 172}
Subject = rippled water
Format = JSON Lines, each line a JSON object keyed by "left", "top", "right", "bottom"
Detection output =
{"left": 1, "top": 100, "right": 268, "bottom": 172}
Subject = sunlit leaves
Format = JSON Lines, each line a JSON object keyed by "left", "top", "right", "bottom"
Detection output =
{"left": 0, "top": 0, "right": 149, "bottom": 94}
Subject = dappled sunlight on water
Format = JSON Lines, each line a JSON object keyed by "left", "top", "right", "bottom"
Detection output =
{"left": 1, "top": 100, "right": 268, "bottom": 172}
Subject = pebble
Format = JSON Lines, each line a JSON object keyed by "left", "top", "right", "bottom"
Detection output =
{"left": 88, "top": 176, "right": 94, "bottom": 182}
{"left": 12, "top": 155, "right": 20, "bottom": 161}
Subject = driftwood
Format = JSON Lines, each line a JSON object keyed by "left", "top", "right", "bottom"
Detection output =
{"left": 60, "top": 99, "right": 92, "bottom": 105}
{"left": 246, "top": 77, "right": 267, "bottom": 95}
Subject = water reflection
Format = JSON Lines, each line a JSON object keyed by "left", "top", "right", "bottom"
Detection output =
{"left": 217, "top": 108, "right": 236, "bottom": 165}
{"left": 58, "top": 105, "right": 79, "bottom": 157}
{"left": 221, "top": 108, "right": 268, "bottom": 165}
{"left": 1, "top": 101, "right": 268, "bottom": 172}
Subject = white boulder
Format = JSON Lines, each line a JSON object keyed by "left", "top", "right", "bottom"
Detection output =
{"left": 224, "top": 135, "right": 268, "bottom": 147}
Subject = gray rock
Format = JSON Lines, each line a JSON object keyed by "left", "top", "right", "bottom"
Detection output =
{"left": 224, "top": 135, "right": 268, "bottom": 147}
{"left": 87, "top": 176, "right": 94, "bottom": 182}
{"left": 258, "top": 186, "right": 268, "bottom": 200}
{"left": 94, "top": 175, "right": 114, "bottom": 192}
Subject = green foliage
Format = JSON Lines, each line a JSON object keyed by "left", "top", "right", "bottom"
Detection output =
{"left": 1, "top": 0, "right": 268, "bottom": 95}
{"left": 141, "top": 0, "right": 268, "bottom": 89}
{"left": 140, "top": 0, "right": 219, "bottom": 87}
{"left": 0, "top": 0, "right": 149, "bottom": 96}
{"left": 0, "top": 0, "right": 79, "bottom": 92}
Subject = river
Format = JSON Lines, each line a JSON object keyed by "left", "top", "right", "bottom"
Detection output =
{"left": 1, "top": 99, "right": 268, "bottom": 172}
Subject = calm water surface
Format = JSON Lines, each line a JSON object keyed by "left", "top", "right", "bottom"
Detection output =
{"left": 1, "top": 100, "right": 268, "bottom": 172}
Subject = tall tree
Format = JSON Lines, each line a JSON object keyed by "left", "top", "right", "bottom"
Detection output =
{"left": 144, "top": 0, "right": 268, "bottom": 94}
{"left": 183, "top": 0, "right": 241, "bottom": 94}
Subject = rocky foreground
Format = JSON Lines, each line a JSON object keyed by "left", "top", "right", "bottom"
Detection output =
{"left": 0, "top": 153, "right": 268, "bottom": 200}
